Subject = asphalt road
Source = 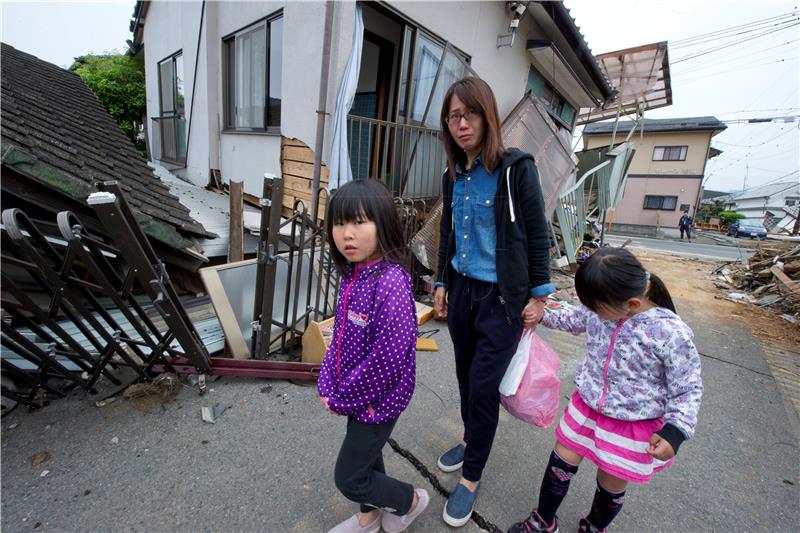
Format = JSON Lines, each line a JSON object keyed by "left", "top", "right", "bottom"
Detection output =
{"left": 1, "top": 271, "right": 797, "bottom": 532}
{"left": 604, "top": 234, "right": 753, "bottom": 262}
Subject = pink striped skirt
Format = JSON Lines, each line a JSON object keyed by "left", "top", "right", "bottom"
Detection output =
{"left": 555, "top": 391, "right": 674, "bottom": 484}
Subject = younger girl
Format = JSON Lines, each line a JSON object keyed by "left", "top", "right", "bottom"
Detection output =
{"left": 508, "top": 247, "right": 703, "bottom": 533}
{"left": 318, "top": 179, "right": 429, "bottom": 533}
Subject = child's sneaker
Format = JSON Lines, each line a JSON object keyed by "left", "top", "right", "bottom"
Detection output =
{"left": 507, "top": 510, "right": 558, "bottom": 533}
{"left": 577, "top": 517, "right": 605, "bottom": 533}
{"left": 327, "top": 512, "right": 381, "bottom": 533}
{"left": 381, "top": 488, "right": 429, "bottom": 533}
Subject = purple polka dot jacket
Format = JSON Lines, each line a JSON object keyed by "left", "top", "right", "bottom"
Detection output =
{"left": 317, "top": 260, "right": 417, "bottom": 423}
{"left": 542, "top": 303, "right": 703, "bottom": 441}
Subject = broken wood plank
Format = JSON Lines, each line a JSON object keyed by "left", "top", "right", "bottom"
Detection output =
{"left": 282, "top": 145, "right": 316, "bottom": 164}
{"left": 228, "top": 181, "right": 244, "bottom": 263}
{"left": 771, "top": 266, "right": 800, "bottom": 295}
{"left": 282, "top": 160, "right": 330, "bottom": 182}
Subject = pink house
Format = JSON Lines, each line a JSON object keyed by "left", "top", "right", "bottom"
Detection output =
{"left": 582, "top": 116, "right": 726, "bottom": 237}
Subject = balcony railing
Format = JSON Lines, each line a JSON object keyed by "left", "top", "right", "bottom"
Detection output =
{"left": 347, "top": 115, "right": 445, "bottom": 199}
{"left": 150, "top": 116, "right": 187, "bottom": 166}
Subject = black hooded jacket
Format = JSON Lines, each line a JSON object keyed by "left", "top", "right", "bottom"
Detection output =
{"left": 436, "top": 148, "right": 553, "bottom": 319}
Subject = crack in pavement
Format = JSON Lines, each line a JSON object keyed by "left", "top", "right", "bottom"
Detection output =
{"left": 698, "top": 351, "right": 774, "bottom": 377}
{"left": 388, "top": 438, "right": 503, "bottom": 533}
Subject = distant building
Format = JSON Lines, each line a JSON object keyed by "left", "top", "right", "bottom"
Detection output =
{"left": 719, "top": 181, "right": 799, "bottom": 228}
{"left": 582, "top": 116, "right": 726, "bottom": 237}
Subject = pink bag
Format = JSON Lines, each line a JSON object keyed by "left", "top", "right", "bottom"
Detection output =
{"left": 501, "top": 332, "right": 561, "bottom": 427}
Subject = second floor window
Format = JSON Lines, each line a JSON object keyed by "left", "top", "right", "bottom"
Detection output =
{"left": 223, "top": 13, "right": 283, "bottom": 132}
{"left": 653, "top": 146, "right": 688, "bottom": 161}
{"left": 527, "top": 66, "right": 577, "bottom": 130}
{"left": 644, "top": 195, "right": 678, "bottom": 210}
{"left": 157, "top": 52, "right": 186, "bottom": 163}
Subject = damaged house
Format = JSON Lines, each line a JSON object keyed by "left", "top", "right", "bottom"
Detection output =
{"left": 0, "top": 43, "right": 215, "bottom": 270}
{"left": 2, "top": 1, "right": 672, "bottom": 406}
{"left": 130, "top": 0, "right": 615, "bottom": 213}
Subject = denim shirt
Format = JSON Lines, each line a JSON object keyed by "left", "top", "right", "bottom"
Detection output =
{"left": 450, "top": 155, "right": 499, "bottom": 282}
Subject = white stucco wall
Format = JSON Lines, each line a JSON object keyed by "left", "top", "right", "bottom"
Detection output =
{"left": 143, "top": 1, "right": 208, "bottom": 186}
{"left": 391, "top": 1, "right": 535, "bottom": 119}
{"left": 144, "top": 0, "right": 348, "bottom": 194}
{"left": 142, "top": 1, "right": 582, "bottom": 195}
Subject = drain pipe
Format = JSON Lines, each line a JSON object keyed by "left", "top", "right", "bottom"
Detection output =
{"left": 311, "top": 1, "right": 334, "bottom": 223}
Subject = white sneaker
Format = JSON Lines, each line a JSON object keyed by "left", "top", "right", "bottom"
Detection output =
{"left": 381, "top": 489, "right": 430, "bottom": 533}
{"left": 327, "top": 512, "right": 382, "bottom": 533}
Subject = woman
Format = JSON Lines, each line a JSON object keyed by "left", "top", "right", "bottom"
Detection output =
{"left": 433, "top": 77, "right": 555, "bottom": 527}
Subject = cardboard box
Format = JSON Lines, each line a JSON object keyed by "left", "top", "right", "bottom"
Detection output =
{"left": 301, "top": 317, "right": 335, "bottom": 364}
{"left": 302, "top": 304, "right": 440, "bottom": 363}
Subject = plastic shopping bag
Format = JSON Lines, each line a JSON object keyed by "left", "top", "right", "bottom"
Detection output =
{"left": 498, "top": 330, "right": 532, "bottom": 396}
{"left": 501, "top": 332, "right": 561, "bottom": 427}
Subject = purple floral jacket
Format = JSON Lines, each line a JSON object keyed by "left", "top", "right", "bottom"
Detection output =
{"left": 317, "top": 260, "right": 417, "bottom": 424}
{"left": 542, "top": 303, "right": 703, "bottom": 441}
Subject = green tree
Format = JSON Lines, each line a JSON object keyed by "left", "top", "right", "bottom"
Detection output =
{"left": 70, "top": 52, "right": 146, "bottom": 154}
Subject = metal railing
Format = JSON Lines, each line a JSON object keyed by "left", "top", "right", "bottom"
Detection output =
{"left": 347, "top": 115, "right": 444, "bottom": 199}
{"left": 0, "top": 183, "right": 211, "bottom": 408}
{"left": 554, "top": 161, "right": 610, "bottom": 264}
{"left": 253, "top": 177, "right": 338, "bottom": 359}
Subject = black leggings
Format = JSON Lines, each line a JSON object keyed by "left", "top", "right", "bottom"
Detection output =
{"left": 447, "top": 274, "right": 523, "bottom": 481}
{"left": 334, "top": 417, "right": 414, "bottom": 514}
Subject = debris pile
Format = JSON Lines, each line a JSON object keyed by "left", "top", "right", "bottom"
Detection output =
{"left": 713, "top": 243, "right": 800, "bottom": 321}
{"left": 123, "top": 373, "right": 182, "bottom": 409}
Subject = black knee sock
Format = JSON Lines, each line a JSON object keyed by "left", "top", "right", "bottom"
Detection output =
{"left": 586, "top": 480, "right": 626, "bottom": 530}
{"left": 536, "top": 450, "right": 579, "bottom": 525}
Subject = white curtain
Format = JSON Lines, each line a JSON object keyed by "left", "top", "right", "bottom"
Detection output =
{"left": 328, "top": 3, "right": 364, "bottom": 190}
{"left": 236, "top": 23, "right": 266, "bottom": 129}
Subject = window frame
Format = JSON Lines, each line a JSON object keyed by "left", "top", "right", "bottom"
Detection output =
{"left": 643, "top": 195, "right": 679, "bottom": 211}
{"left": 526, "top": 65, "right": 577, "bottom": 131}
{"left": 222, "top": 10, "right": 283, "bottom": 134}
{"left": 652, "top": 145, "right": 688, "bottom": 161}
{"left": 156, "top": 50, "right": 186, "bottom": 165}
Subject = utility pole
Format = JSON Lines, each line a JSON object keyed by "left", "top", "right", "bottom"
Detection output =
{"left": 742, "top": 163, "right": 749, "bottom": 192}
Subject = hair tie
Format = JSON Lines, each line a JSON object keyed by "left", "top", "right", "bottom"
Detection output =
{"left": 644, "top": 272, "right": 651, "bottom": 281}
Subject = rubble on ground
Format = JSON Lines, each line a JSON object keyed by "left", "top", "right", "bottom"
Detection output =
{"left": 713, "top": 242, "right": 800, "bottom": 321}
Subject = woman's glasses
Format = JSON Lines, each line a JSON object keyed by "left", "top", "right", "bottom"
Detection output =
{"left": 445, "top": 109, "right": 479, "bottom": 126}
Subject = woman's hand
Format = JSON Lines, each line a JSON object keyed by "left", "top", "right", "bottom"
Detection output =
{"left": 646, "top": 433, "right": 675, "bottom": 460}
{"left": 522, "top": 298, "right": 545, "bottom": 330}
{"left": 434, "top": 286, "right": 448, "bottom": 318}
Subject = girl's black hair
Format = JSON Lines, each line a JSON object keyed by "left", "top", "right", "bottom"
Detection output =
{"left": 325, "top": 179, "right": 409, "bottom": 275}
{"left": 575, "top": 247, "right": 676, "bottom": 313}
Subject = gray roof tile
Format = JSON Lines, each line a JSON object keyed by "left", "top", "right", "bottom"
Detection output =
{"left": 0, "top": 43, "right": 213, "bottom": 242}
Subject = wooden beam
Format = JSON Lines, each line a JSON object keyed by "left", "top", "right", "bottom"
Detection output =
{"left": 228, "top": 180, "right": 244, "bottom": 263}
{"left": 771, "top": 265, "right": 799, "bottom": 296}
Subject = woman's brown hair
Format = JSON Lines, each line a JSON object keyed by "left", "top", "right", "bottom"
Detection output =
{"left": 440, "top": 77, "right": 505, "bottom": 180}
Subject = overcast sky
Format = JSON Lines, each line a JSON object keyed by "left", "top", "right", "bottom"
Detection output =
{"left": 567, "top": 0, "right": 799, "bottom": 192}
{"left": 1, "top": 0, "right": 798, "bottom": 192}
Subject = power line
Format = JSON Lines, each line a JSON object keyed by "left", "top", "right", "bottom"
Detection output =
{"left": 671, "top": 10, "right": 798, "bottom": 45}
{"left": 675, "top": 39, "right": 800, "bottom": 75}
{"left": 676, "top": 57, "right": 798, "bottom": 86}
{"left": 713, "top": 107, "right": 799, "bottom": 117}
{"left": 719, "top": 115, "right": 799, "bottom": 125}
{"left": 672, "top": 21, "right": 800, "bottom": 64}
{"left": 715, "top": 126, "right": 798, "bottom": 147}
{"left": 671, "top": 14, "right": 799, "bottom": 50}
